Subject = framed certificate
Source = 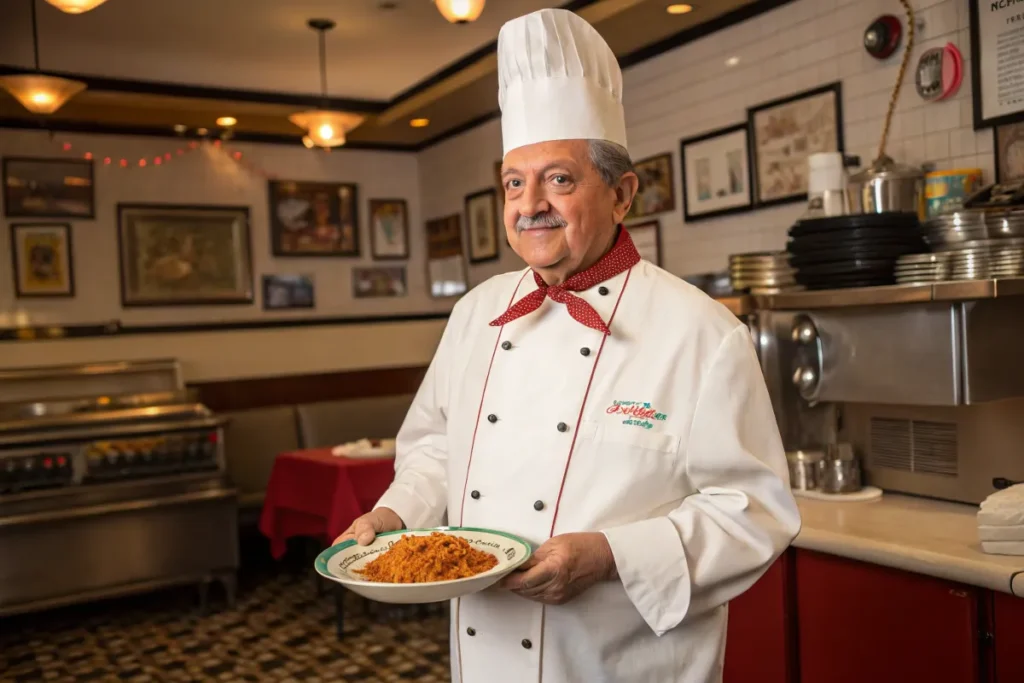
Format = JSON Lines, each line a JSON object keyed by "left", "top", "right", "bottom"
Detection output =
{"left": 970, "top": 0, "right": 1024, "bottom": 128}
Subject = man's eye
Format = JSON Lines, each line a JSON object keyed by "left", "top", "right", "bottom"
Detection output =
{"left": 552, "top": 175, "right": 569, "bottom": 184}
{"left": 506, "top": 179, "right": 521, "bottom": 189}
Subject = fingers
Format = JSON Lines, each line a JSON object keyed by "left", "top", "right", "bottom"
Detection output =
{"left": 502, "top": 559, "right": 557, "bottom": 594}
{"left": 354, "top": 517, "right": 378, "bottom": 546}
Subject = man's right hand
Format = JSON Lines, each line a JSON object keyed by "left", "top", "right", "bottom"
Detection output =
{"left": 333, "top": 507, "right": 405, "bottom": 546}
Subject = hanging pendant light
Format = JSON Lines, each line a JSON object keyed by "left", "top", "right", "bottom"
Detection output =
{"left": 0, "top": 0, "right": 87, "bottom": 114}
{"left": 435, "top": 0, "right": 485, "bottom": 23}
{"left": 43, "top": 0, "right": 108, "bottom": 13}
{"left": 287, "top": 18, "right": 363, "bottom": 148}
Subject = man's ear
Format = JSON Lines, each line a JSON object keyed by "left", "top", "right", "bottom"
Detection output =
{"left": 612, "top": 171, "right": 640, "bottom": 224}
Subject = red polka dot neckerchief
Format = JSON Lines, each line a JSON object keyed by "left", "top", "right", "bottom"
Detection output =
{"left": 489, "top": 226, "right": 640, "bottom": 335}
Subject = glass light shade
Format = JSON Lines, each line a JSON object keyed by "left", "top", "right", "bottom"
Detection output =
{"left": 435, "top": 0, "right": 485, "bottom": 23}
{"left": 43, "top": 0, "right": 109, "bottom": 13}
{"left": 288, "top": 110, "right": 364, "bottom": 148}
{"left": 0, "top": 74, "right": 87, "bottom": 114}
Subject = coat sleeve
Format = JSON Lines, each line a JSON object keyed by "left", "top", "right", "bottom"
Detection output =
{"left": 373, "top": 311, "right": 459, "bottom": 530}
{"left": 600, "top": 323, "right": 801, "bottom": 636}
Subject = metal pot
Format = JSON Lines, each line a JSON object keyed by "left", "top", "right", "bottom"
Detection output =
{"left": 846, "top": 154, "right": 925, "bottom": 217}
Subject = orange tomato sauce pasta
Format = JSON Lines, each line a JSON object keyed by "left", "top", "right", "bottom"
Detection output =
{"left": 355, "top": 532, "right": 498, "bottom": 583}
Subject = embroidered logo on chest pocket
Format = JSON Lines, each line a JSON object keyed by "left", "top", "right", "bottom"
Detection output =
{"left": 606, "top": 400, "right": 668, "bottom": 430}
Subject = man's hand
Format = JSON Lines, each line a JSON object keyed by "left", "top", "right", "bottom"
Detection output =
{"left": 500, "top": 532, "right": 618, "bottom": 605}
{"left": 332, "top": 507, "right": 405, "bottom": 546}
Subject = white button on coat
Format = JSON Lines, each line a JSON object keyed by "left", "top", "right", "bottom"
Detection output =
{"left": 376, "top": 260, "right": 802, "bottom": 683}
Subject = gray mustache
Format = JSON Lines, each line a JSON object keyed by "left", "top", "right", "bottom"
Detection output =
{"left": 516, "top": 213, "right": 567, "bottom": 231}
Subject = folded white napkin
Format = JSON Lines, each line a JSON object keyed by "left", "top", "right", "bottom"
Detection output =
{"left": 330, "top": 438, "right": 396, "bottom": 459}
{"left": 977, "top": 524, "right": 1024, "bottom": 542}
{"left": 980, "top": 540, "right": 1024, "bottom": 556}
{"left": 977, "top": 483, "right": 1024, "bottom": 527}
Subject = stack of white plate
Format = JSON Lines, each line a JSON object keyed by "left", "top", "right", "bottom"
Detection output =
{"left": 728, "top": 251, "right": 801, "bottom": 295}
{"left": 894, "top": 253, "right": 950, "bottom": 284}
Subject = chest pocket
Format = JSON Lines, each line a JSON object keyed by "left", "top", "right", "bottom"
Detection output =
{"left": 558, "top": 420, "right": 687, "bottom": 530}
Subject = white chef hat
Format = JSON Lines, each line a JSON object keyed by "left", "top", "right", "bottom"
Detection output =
{"left": 497, "top": 8, "right": 626, "bottom": 157}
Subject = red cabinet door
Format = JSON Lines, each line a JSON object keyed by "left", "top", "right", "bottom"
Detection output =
{"left": 724, "top": 552, "right": 794, "bottom": 683}
{"left": 994, "top": 592, "right": 1024, "bottom": 682}
{"left": 796, "top": 549, "right": 981, "bottom": 683}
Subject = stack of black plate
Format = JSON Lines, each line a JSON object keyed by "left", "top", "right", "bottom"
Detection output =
{"left": 787, "top": 212, "right": 926, "bottom": 290}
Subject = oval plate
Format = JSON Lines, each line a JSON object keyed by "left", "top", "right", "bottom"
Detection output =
{"left": 314, "top": 527, "right": 534, "bottom": 604}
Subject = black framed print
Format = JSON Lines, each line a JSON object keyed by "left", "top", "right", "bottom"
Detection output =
{"left": 969, "top": 0, "right": 1024, "bottom": 129}
{"left": 679, "top": 124, "right": 753, "bottom": 222}
{"left": 748, "top": 82, "right": 844, "bottom": 207}
{"left": 368, "top": 198, "right": 410, "bottom": 260}
{"left": 10, "top": 222, "right": 75, "bottom": 297}
{"left": 3, "top": 157, "right": 95, "bottom": 219}
{"left": 465, "top": 188, "right": 500, "bottom": 263}
{"left": 995, "top": 121, "right": 1024, "bottom": 183}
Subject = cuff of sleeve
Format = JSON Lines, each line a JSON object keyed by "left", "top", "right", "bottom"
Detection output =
{"left": 374, "top": 486, "right": 436, "bottom": 530}
{"left": 602, "top": 517, "right": 692, "bottom": 636}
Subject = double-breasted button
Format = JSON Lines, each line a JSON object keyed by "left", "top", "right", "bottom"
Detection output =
{"left": 522, "top": 639, "right": 533, "bottom": 649}
{"left": 556, "top": 422, "right": 568, "bottom": 433}
{"left": 487, "top": 414, "right": 498, "bottom": 423}
{"left": 598, "top": 286, "right": 610, "bottom": 296}
{"left": 470, "top": 490, "right": 481, "bottom": 500}
{"left": 501, "top": 340, "right": 512, "bottom": 350}
{"left": 580, "top": 347, "right": 591, "bottom": 357}
{"left": 467, "top": 627, "right": 476, "bottom": 636}
{"left": 533, "top": 500, "right": 545, "bottom": 511}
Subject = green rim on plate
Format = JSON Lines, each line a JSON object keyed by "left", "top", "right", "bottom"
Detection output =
{"left": 314, "top": 526, "right": 534, "bottom": 585}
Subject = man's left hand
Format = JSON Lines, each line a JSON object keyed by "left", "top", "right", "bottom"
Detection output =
{"left": 500, "top": 532, "right": 618, "bottom": 605}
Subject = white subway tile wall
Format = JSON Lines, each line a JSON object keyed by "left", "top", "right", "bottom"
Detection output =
{"left": 417, "top": 0, "right": 995, "bottom": 281}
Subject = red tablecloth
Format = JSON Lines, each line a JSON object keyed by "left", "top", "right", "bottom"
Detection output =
{"left": 258, "top": 448, "right": 396, "bottom": 559}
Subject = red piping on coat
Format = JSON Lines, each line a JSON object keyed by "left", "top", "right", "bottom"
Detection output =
{"left": 538, "top": 265, "right": 633, "bottom": 683}
{"left": 455, "top": 268, "right": 531, "bottom": 682}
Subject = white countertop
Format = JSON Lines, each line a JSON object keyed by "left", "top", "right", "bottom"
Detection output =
{"left": 794, "top": 493, "right": 1024, "bottom": 596}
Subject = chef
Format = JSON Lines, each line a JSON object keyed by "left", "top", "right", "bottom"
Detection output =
{"left": 336, "top": 8, "right": 801, "bottom": 682}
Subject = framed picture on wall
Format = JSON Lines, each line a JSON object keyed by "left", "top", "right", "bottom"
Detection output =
{"left": 368, "top": 198, "right": 409, "bottom": 260}
{"left": 969, "top": 0, "right": 1024, "bottom": 129}
{"left": 465, "top": 188, "right": 500, "bottom": 263}
{"left": 117, "top": 203, "right": 254, "bottom": 307}
{"left": 353, "top": 266, "right": 407, "bottom": 298}
{"left": 3, "top": 157, "right": 95, "bottom": 219}
{"left": 268, "top": 180, "right": 358, "bottom": 257}
{"left": 625, "top": 220, "right": 662, "bottom": 267}
{"left": 679, "top": 124, "right": 753, "bottom": 222}
{"left": 425, "top": 214, "right": 468, "bottom": 298}
{"left": 994, "top": 122, "right": 1024, "bottom": 183}
{"left": 748, "top": 82, "right": 844, "bottom": 206}
{"left": 626, "top": 152, "right": 675, "bottom": 219}
{"left": 262, "top": 274, "right": 315, "bottom": 310}
{"left": 9, "top": 223, "right": 75, "bottom": 297}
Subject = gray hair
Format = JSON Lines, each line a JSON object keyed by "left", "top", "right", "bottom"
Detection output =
{"left": 587, "top": 139, "right": 635, "bottom": 187}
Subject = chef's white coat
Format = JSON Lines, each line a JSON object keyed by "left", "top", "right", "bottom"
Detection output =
{"left": 375, "top": 258, "right": 802, "bottom": 683}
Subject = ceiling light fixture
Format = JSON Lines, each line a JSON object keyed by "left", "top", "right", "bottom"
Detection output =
{"left": 435, "top": 0, "right": 485, "bottom": 24}
{"left": 0, "top": 0, "right": 87, "bottom": 115}
{"left": 216, "top": 116, "right": 237, "bottom": 127}
{"left": 287, "top": 18, "right": 364, "bottom": 149}
{"left": 666, "top": 4, "right": 694, "bottom": 15}
{"left": 43, "top": 0, "right": 108, "bottom": 13}
{"left": 726, "top": 56, "right": 740, "bottom": 67}
{"left": 409, "top": 117, "right": 430, "bottom": 128}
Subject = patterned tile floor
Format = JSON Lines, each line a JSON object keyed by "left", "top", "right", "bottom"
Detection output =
{"left": 0, "top": 539, "right": 451, "bottom": 683}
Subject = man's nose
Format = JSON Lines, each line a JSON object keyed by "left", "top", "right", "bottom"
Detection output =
{"left": 519, "top": 182, "right": 551, "bottom": 216}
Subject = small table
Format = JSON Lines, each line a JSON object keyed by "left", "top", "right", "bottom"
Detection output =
{"left": 259, "top": 447, "right": 396, "bottom": 559}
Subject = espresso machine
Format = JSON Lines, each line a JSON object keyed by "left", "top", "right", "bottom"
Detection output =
{"left": 750, "top": 282, "right": 1024, "bottom": 505}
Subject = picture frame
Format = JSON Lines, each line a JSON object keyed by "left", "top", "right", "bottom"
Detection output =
{"left": 116, "top": 203, "right": 254, "bottom": 307}
{"left": 262, "top": 274, "right": 315, "bottom": 310}
{"left": 9, "top": 222, "right": 75, "bottom": 297}
{"left": 368, "top": 198, "right": 409, "bottom": 260}
{"left": 465, "top": 188, "right": 500, "bottom": 263}
{"left": 268, "top": 180, "right": 359, "bottom": 257}
{"left": 969, "top": 0, "right": 1024, "bottom": 129}
{"left": 748, "top": 82, "right": 844, "bottom": 207}
{"left": 994, "top": 122, "right": 1024, "bottom": 183}
{"left": 425, "top": 213, "right": 468, "bottom": 298}
{"left": 625, "top": 220, "right": 662, "bottom": 267}
{"left": 3, "top": 157, "right": 95, "bottom": 219}
{"left": 679, "top": 124, "right": 754, "bottom": 222}
{"left": 626, "top": 152, "right": 676, "bottom": 219}
{"left": 353, "top": 266, "right": 407, "bottom": 298}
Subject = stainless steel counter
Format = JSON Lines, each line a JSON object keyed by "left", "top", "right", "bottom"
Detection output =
{"left": 741, "top": 277, "right": 1024, "bottom": 311}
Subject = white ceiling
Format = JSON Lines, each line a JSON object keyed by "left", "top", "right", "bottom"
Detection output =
{"left": 0, "top": 0, "right": 561, "bottom": 101}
